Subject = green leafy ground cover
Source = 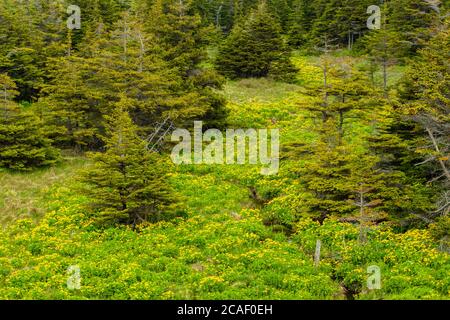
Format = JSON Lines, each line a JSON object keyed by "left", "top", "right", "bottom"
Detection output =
{"left": 0, "top": 58, "right": 448, "bottom": 300}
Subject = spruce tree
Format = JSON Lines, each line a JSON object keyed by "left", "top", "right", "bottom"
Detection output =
{"left": 297, "top": 117, "right": 424, "bottom": 226}
{"left": 144, "top": 0, "right": 228, "bottom": 128}
{"left": 39, "top": 54, "right": 103, "bottom": 149}
{"left": 363, "top": 27, "right": 407, "bottom": 97}
{"left": 298, "top": 123, "right": 356, "bottom": 223}
{"left": 85, "top": 11, "right": 186, "bottom": 131}
{"left": 80, "top": 95, "right": 183, "bottom": 227}
{"left": 41, "top": 11, "right": 190, "bottom": 149}
{"left": 327, "top": 58, "right": 375, "bottom": 143}
{"left": 389, "top": 0, "right": 442, "bottom": 54}
{"left": 287, "top": 0, "right": 315, "bottom": 47}
{"left": 0, "top": 1, "right": 41, "bottom": 101}
{"left": 367, "top": 119, "right": 436, "bottom": 227}
{"left": 216, "top": 1, "right": 297, "bottom": 81}
{"left": 0, "top": 74, "right": 59, "bottom": 170}
{"left": 398, "top": 21, "right": 450, "bottom": 219}
{"left": 0, "top": 0, "right": 70, "bottom": 101}
{"left": 300, "top": 55, "right": 374, "bottom": 141}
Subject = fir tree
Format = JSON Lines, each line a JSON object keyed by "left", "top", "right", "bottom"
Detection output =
{"left": 287, "top": 0, "right": 315, "bottom": 47}
{"left": 80, "top": 95, "right": 184, "bottom": 227}
{"left": 363, "top": 27, "right": 407, "bottom": 97}
{"left": 327, "top": 58, "right": 375, "bottom": 143}
{"left": 398, "top": 21, "right": 450, "bottom": 219}
{"left": 298, "top": 123, "right": 357, "bottom": 223}
{"left": 297, "top": 117, "right": 425, "bottom": 226}
{"left": 145, "top": 0, "right": 209, "bottom": 76}
{"left": 389, "top": 0, "right": 442, "bottom": 54}
{"left": 216, "top": 1, "right": 297, "bottom": 81}
{"left": 41, "top": 11, "right": 196, "bottom": 149}
{"left": 143, "top": 0, "right": 228, "bottom": 128}
{"left": 0, "top": 74, "right": 59, "bottom": 170}
{"left": 39, "top": 54, "right": 103, "bottom": 149}
{"left": 300, "top": 55, "right": 374, "bottom": 142}
{"left": 0, "top": 0, "right": 70, "bottom": 101}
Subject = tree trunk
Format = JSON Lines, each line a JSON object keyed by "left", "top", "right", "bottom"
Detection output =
{"left": 382, "top": 58, "right": 388, "bottom": 98}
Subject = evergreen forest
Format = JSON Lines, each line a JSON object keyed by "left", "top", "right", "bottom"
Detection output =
{"left": 0, "top": 0, "right": 449, "bottom": 300}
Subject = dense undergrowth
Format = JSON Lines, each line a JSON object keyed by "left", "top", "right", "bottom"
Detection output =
{"left": 0, "top": 57, "right": 448, "bottom": 300}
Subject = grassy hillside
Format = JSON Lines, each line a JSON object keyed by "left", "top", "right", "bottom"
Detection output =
{"left": 0, "top": 157, "right": 88, "bottom": 227}
{"left": 0, "top": 58, "right": 448, "bottom": 299}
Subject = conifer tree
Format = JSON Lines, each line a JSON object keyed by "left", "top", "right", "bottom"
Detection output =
{"left": 0, "top": 2, "right": 41, "bottom": 101}
{"left": 300, "top": 55, "right": 374, "bottom": 142}
{"left": 287, "top": 0, "right": 315, "bottom": 47}
{"left": 309, "top": 0, "right": 341, "bottom": 46}
{"left": 39, "top": 53, "right": 103, "bottom": 149}
{"left": 389, "top": 0, "right": 442, "bottom": 54}
{"left": 298, "top": 123, "right": 356, "bottom": 223}
{"left": 398, "top": 21, "right": 450, "bottom": 219}
{"left": 216, "top": 1, "right": 297, "bottom": 81}
{"left": 80, "top": 95, "right": 183, "bottom": 227}
{"left": 297, "top": 117, "right": 426, "bottom": 226}
{"left": 367, "top": 118, "right": 436, "bottom": 226}
{"left": 267, "top": 0, "right": 292, "bottom": 32}
{"left": 41, "top": 11, "right": 198, "bottom": 149}
{"left": 295, "top": 119, "right": 384, "bottom": 225}
{"left": 86, "top": 11, "right": 186, "bottom": 130}
{"left": 146, "top": 0, "right": 209, "bottom": 76}
{"left": 0, "top": 74, "right": 59, "bottom": 170}
{"left": 308, "top": 0, "right": 375, "bottom": 48}
{"left": 144, "top": 0, "right": 228, "bottom": 128}
{"left": 363, "top": 27, "right": 407, "bottom": 97}
{"left": 328, "top": 58, "right": 375, "bottom": 143}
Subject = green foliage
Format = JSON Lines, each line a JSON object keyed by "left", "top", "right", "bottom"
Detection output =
{"left": 0, "top": 0, "right": 448, "bottom": 301}
{"left": 397, "top": 20, "right": 450, "bottom": 221}
{"left": 79, "top": 98, "right": 183, "bottom": 226}
{"left": 0, "top": 181, "right": 447, "bottom": 299}
{"left": 0, "top": 156, "right": 87, "bottom": 227}
{"left": 143, "top": 0, "right": 229, "bottom": 128}
{"left": 0, "top": 169, "right": 340, "bottom": 299}
{"left": 362, "top": 27, "right": 409, "bottom": 95}
{"left": 39, "top": 55, "right": 104, "bottom": 149}
{"left": 429, "top": 216, "right": 450, "bottom": 251}
{"left": 252, "top": 57, "right": 436, "bottom": 230}
{"left": 293, "top": 218, "right": 450, "bottom": 299}
{"left": 40, "top": 7, "right": 227, "bottom": 148}
{"left": 216, "top": 1, "right": 297, "bottom": 81}
{"left": 0, "top": 74, "right": 59, "bottom": 171}
{"left": 388, "top": 0, "right": 442, "bottom": 53}
{"left": 287, "top": 0, "right": 315, "bottom": 47}
{"left": 0, "top": 0, "right": 72, "bottom": 101}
